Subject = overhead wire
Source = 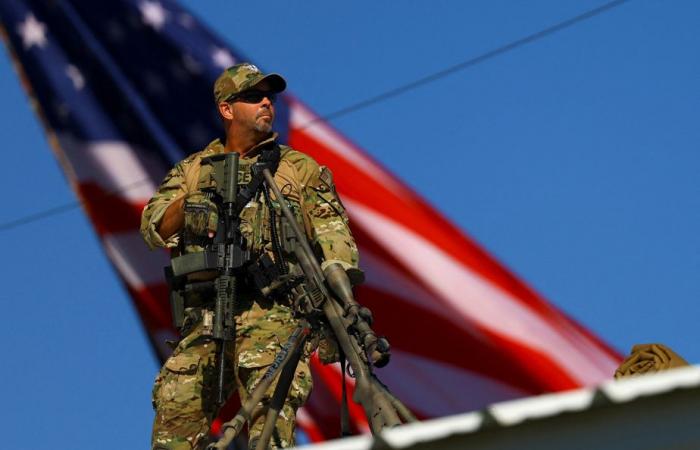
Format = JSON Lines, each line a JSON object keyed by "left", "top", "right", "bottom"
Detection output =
{"left": 0, "top": 178, "right": 153, "bottom": 231}
{"left": 0, "top": 0, "right": 631, "bottom": 232}
{"left": 297, "top": 0, "right": 630, "bottom": 129}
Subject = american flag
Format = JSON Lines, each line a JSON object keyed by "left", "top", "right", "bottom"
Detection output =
{"left": 0, "top": 0, "right": 621, "bottom": 441}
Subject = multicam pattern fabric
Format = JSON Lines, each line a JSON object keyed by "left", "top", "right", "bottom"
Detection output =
{"left": 140, "top": 134, "right": 359, "bottom": 270}
{"left": 213, "top": 63, "right": 286, "bottom": 103}
{"left": 142, "top": 135, "right": 358, "bottom": 449}
{"left": 151, "top": 304, "right": 311, "bottom": 450}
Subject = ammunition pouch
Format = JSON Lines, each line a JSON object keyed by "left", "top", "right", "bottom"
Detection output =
{"left": 164, "top": 268, "right": 216, "bottom": 331}
{"left": 164, "top": 265, "right": 185, "bottom": 329}
{"left": 165, "top": 278, "right": 267, "bottom": 333}
{"left": 182, "top": 280, "right": 216, "bottom": 308}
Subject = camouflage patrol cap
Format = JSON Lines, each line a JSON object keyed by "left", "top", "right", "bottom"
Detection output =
{"left": 213, "top": 63, "right": 286, "bottom": 103}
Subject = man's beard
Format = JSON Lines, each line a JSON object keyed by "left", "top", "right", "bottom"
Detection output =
{"left": 253, "top": 110, "right": 273, "bottom": 133}
{"left": 254, "top": 121, "right": 273, "bottom": 133}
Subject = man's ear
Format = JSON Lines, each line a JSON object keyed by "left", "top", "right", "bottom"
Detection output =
{"left": 218, "top": 101, "right": 234, "bottom": 120}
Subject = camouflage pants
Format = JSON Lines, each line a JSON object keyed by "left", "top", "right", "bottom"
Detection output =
{"left": 151, "top": 303, "right": 313, "bottom": 450}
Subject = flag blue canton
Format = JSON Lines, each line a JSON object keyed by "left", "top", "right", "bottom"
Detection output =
{"left": 0, "top": 0, "right": 290, "bottom": 172}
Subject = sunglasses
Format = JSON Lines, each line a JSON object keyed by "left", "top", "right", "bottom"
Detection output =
{"left": 227, "top": 90, "right": 277, "bottom": 104}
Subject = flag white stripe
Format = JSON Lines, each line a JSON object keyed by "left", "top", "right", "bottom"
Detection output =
{"left": 359, "top": 246, "right": 451, "bottom": 320}
{"left": 321, "top": 351, "right": 526, "bottom": 417}
{"left": 59, "top": 135, "right": 158, "bottom": 201}
{"left": 289, "top": 101, "right": 406, "bottom": 197}
{"left": 103, "top": 231, "right": 169, "bottom": 288}
{"left": 345, "top": 200, "right": 619, "bottom": 384}
{"left": 382, "top": 350, "right": 529, "bottom": 416}
{"left": 358, "top": 245, "right": 486, "bottom": 340}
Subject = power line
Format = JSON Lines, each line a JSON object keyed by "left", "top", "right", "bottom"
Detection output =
{"left": 0, "top": 178, "right": 151, "bottom": 232}
{"left": 297, "top": 0, "right": 631, "bottom": 129}
{"left": 0, "top": 200, "right": 81, "bottom": 231}
{"left": 0, "top": 0, "right": 631, "bottom": 232}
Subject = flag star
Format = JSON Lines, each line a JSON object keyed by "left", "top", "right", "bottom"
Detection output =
{"left": 211, "top": 47, "right": 235, "bottom": 69}
{"left": 65, "top": 65, "right": 85, "bottom": 90}
{"left": 17, "top": 13, "right": 48, "bottom": 49}
{"left": 139, "top": 1, "right": 168, "bottom": 30}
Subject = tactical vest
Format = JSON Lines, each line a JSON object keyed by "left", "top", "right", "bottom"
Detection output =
{"left": 178, "top": 146, "right": 306, "bottom": 260}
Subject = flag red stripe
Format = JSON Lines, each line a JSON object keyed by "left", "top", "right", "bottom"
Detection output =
{"left": 357, "top": 285, "right": 579, "bottom": 393}
{"left": 78, "top": 182, "right": 146, "bottom": 234}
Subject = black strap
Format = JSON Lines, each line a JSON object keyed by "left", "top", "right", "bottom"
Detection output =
{"left": 261, "top": 182, "right": 288, "bottom": 275}
{"left": 234, "top": 142, "right": 281, "bottom": 216}
{"left": 242, "top": 143, "right": 286, "bottom": 275}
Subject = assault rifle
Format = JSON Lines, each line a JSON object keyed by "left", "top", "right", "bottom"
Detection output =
{"left": 165, "top": 152, "right": 248, "bottom": 405}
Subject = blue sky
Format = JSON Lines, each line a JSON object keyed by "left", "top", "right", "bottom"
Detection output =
{"left": 1, "top": 1, "right": 699, "bottom": 448}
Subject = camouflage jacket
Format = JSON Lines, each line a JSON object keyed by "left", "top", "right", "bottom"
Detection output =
{"left": 140, "top": 134, "right": 359, "bottom": 273}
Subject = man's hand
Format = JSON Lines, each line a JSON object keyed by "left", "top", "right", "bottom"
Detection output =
{"left": 184, "top": 192, "right": 218, "bottom": 239}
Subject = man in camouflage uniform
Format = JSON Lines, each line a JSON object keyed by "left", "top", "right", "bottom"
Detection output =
{"left": 141, "top": 63, "right": 359, "bottom": 449}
